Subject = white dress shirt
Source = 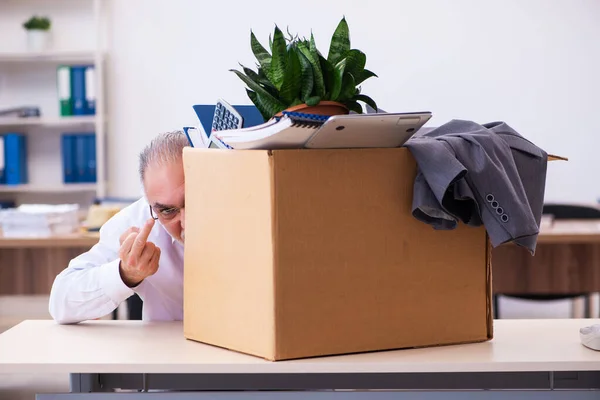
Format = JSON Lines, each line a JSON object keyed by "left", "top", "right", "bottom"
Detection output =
{"left": 49, "top": 197, "right": 184, "bottom": 324}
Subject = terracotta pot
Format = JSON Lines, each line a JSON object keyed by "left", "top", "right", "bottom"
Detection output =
{"left": 275, "top": 101, "right": 349, "bottom": 118}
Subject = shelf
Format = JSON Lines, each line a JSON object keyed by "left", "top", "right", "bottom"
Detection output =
{"left": 0, "top": 116, "right": 96, "bottom": 129}
{"left": 0, "top": 51, "right": 99, "bottom": 64}
{"left": 0, "top": 183, "right": 97, "bottom": 193}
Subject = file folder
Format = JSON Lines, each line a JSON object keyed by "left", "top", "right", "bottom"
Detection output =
{"left": 4, "top": 133, "right": 27, "bottom": 185}
{"left": 61, "top": 134, "right": 76, "bottom": 183}
{"left": 71, "top": 66, "right": 87, "bottom": 116}
{"left": 57, "top": 65, "right": 72, "bottom": 116}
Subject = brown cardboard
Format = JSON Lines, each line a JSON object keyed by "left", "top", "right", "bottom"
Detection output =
{"left": 182, "top": 147, "right": 493, "bottom": 361}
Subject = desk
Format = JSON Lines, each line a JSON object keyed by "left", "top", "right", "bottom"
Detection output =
{"left": 537, "top": 220, "right": 600, "bottom": 244}
{"left": 0, "top": 319, "right": 599, "bottom": 398}
{"left": 0, "top": 233, "right": 99, "bottom": 295}
{"left": 493, "top": 220, "right": 600, "bottom": 296}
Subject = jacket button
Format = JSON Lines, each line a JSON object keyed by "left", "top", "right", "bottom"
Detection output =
{"left": 496, "top": 207, "right": 504, "bottom": 215}
{"left": 491, "top": 201, "right": 499, "bottom": 209}
{"left": 486, "top": 194, "right": 494, "bottom": 202}
{"left": 501, "top": 214, "right": 509, "bottom": 223}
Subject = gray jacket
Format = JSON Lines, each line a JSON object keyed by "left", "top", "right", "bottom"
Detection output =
{"left": 403, "top": 119, "right": 548, "bottom": 255}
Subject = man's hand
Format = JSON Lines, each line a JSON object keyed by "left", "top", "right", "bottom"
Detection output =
{"left": 118, "top": 218, "right": 161, "bottom": 287}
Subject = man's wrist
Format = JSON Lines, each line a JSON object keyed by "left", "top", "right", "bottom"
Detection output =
{"left": 118, "top": 261, "right": 142, "bottom": 288}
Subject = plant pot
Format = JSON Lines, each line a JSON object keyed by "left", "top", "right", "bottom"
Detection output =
{"left": 276, "top": 101, "right": 349, "bottom": 118}
{"left": 26, "top": 30, "right": 50, "bottom": 52}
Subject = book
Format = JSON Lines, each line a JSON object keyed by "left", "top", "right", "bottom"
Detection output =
{"left": 214, "top": 112, "right": 326, "bottom": 150}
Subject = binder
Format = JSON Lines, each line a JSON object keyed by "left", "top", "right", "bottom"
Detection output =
{"left": 57, "top": 65, "right": 72, "bottom": 116}
{"left": 74, "top": 133, "right": 87, "bottom": 182}
{"left": 61, "top": 134, "right": 76, "bottom": 183}
{"left": 71, "top": 66, "right": 87, "bottom": 116}
{"left": 4, "top": 133, "right": 27, "bottom": 185}
{"left": 0, "top": 136, "right": 4, "bottom": 184}
{"left": 84, "top": 65, "right": 96, "bottom": 115}
{"left": 85, "top": 133, "right": 97, "bottom": 182}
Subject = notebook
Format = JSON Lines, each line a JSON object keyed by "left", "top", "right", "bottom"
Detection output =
{"left": 214, "top": 112, "right": 325, "bottom": 150}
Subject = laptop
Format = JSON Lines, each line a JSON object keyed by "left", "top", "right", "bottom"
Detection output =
{"left": 304, "top": 111, "right": 432, "bottom": 149}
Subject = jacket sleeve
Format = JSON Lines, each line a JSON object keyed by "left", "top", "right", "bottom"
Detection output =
{"left": 404, "top": 137, "right": 469, "bottom": 229}
{"left": 48, "top": 211, "right": 135, "bottom": 324}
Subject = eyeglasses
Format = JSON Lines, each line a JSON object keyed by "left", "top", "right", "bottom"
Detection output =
{"left": 149, "top": 205, "right": 183, "bottom": 222}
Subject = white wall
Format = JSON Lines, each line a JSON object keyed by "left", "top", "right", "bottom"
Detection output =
{"left": 105, "top": 0, "right": 600, "bottom": 202}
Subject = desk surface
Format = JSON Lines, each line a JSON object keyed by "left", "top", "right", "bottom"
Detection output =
{"left": 0, "top": 319, "right": 599, "bottom": 374}
{"left": 538, "top": 220, "right": 600, "bottom": 244}
{"left": 0, "top": 233, "right": 99, "bottom": 248}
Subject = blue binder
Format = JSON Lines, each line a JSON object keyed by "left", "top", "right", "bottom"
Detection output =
{"left": 71, "top": 66, "right": 87, "bottom": 116}
{"left": 74, "top": 133, "right": 87, "bottom": 182}
{"left": 85, "top": 65, "right": 96, "bottom": 115}
{"left": 61, "top": 134, "right": 76, "bottom": 183}
{"left": 0, "top": 136, "right": 5, "bottom": 184}
{"left": 85, "top": 133, "right": 96, "bottom": 182}
{"left": 4, "top": 133, "right": 27, "bottom": 185}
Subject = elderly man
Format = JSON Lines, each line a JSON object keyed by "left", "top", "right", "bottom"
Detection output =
{"left": 49, "top": 131, "right": 189, "bottom": 323}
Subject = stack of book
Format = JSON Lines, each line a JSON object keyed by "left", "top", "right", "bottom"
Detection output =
{"left": 205, "top": 111, "right": 432, "bottom": 150}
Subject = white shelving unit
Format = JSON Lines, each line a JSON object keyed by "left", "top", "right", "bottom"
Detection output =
{"left": 0, "top": 0, "right": 107, "bottom": 205}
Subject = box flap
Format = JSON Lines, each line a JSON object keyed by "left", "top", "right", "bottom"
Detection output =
{"left": 548, "top": 154, "right": 568, "bottom": 161}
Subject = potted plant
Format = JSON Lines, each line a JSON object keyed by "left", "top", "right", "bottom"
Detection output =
{"left": 230, "top": 17, "right": 378, "bottom": 121}
{"left": 23, "top": 15, "right": 51, "bottom": 51}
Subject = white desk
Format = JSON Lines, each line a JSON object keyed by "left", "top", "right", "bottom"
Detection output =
{"left": 1, "top": 319, "right": 599, "bottom": 398}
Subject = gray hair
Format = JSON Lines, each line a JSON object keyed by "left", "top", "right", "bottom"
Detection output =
{"left": 138, "top": 130, "right": 189, "bottom": 183}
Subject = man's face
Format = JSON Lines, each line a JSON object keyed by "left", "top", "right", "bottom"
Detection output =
{"left": 143, "top": 158, "right": 186, "bottom": 243}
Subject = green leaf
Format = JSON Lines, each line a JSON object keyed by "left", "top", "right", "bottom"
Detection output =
{"left": 305, "top": 95, "right": 321, "bottom": 106}
{"left": 251, "top": 31, "right": 275, "bottom": 84}
{"left": 355, "top": 94, "right": 377, "bottom": 111}
{"left": 298, "top": 51, "right": 314, "bottom": 102}
{"left": 338, "top": 72, "right": 356, "bottom": 103}
{"left": 355, "top": 68, "right": 378, "bottom": 85}
{"left": 270, "top": 26, "right": 287, "bottom": 90}
{"left": 254, "top": 92, "right": 286, "bottom": 118}
{"left": 327, "top": 17, "right": 350, "bottom": 64}
{"left": 344, "top": 49, "right": 366, "bottom": 80}
{"left": 251, "top": 31, "right": 271, "bottom": 70}
{"left": 279, "top": 46, "right": 302, "bottom": 104}
{"left": 230, "top": 69, "right": 285, "bottom": 112}
{"left": 330, "top": 58, "right": 347, "bottom": 101}
{"left": 345, "top": 100, "right": 363, "bottom": 114}
{"left": 297, "top": 41, "right": 325, "bottom": 97}
{"left": 246, "top": 90, "right": 269, "bottom": 121}
{"left": 240, "top": 63, "right": 275, "bottom": 90}
{"left": 318, "top": 54, "right": 335, "bottom": 98}
{"left": 309, "top": 33, "right": 320, "bottom": 64}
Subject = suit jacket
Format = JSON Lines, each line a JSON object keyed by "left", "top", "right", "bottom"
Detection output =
{"left": 403, "top": 119, "right": 548, "bottom": 254}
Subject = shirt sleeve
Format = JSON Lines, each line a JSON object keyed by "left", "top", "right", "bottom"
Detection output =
{"left": 48, "top": 209, "right": 136, "bottom": 324}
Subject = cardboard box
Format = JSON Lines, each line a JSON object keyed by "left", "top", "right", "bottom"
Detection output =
{"left": 182, "top": 147, "right": 492, "bottom": 361}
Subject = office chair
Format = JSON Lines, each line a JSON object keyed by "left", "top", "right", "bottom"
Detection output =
{"left": 111, "top": 294, "right": 143, "bottom": 320}
{"left": 494, "top": 203, "right": 600, "bottom": 318}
